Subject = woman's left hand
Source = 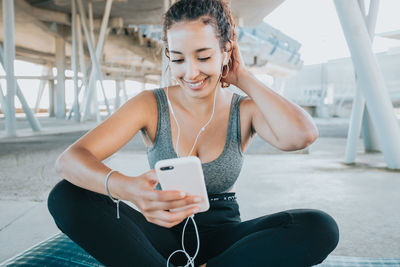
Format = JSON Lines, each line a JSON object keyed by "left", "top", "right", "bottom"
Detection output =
{"left": 221, "top": 39, "right": 248, "bottom": 87}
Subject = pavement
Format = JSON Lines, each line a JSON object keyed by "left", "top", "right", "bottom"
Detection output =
{"left": 0, "top": 115, "right": 400, "bottom": 263}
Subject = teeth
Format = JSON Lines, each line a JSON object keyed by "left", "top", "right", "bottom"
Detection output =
{"left": 187, "top": 79, "right": 205, "bottom": 88}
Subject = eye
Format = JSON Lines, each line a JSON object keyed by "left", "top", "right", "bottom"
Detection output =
{"left": 171, "top": 59, "right": 184, "bottom": 63}
{"left": 199, "top": 57, "right": 211, "bottom": 61}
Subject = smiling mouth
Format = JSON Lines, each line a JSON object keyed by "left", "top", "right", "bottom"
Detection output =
{"left": 184, "top": 77, "right": 208, "bottom": 90}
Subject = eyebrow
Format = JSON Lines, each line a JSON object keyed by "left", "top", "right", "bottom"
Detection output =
{"left": 170, "top": 48, "right": 212, "bottom": 54}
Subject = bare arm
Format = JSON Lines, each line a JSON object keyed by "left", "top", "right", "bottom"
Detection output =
{"left": 237, "top": 71, "right": 319, "bottom": 151}
{"left": 55, "top": 147, "right": 131, "bottom": 199}
{"left": 223, "top": 40, "right": 318, "bottom": 151}
{"left": 55, "top": 90, "right": 203, "bottom": 228}
{"left": 55, "top": 90, "right": 157, "bottom": 201}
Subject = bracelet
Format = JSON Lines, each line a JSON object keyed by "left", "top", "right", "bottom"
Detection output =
{"left": 105, "top": 169, "right": 121, "bottom": 219}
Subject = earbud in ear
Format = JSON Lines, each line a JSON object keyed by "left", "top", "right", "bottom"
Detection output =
{"left": 223, "top": 52, "right": 228, "bottom": 65}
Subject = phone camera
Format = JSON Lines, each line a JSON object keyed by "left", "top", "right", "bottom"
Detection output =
{"left": 160, "top": 166, "right": 174, "bottom": 171}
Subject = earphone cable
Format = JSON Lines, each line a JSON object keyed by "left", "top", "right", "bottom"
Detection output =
{"left": 167, "top": 82, "right": 218, "bottom": 157}
{"left": 164, "top": 62, "right": 224, "bottom": 267}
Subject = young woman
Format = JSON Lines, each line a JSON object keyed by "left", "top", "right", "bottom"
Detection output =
{"left": 48, "top": 0, "right": 339, "bottom": 266}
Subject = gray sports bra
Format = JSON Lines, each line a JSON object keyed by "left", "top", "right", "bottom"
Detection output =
{"left": 146, "top": 88, "right": 245, "bottom": 195}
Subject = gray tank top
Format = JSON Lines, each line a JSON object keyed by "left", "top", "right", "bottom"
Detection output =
{"left": 146, "top": 88, "right": 245, "bottom": 195}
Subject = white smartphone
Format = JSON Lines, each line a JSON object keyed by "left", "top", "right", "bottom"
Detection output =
{"left": 155, "top": 156, "right": 210, "bottom": 213}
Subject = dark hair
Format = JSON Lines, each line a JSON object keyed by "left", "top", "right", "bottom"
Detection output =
{"left": 162, "top": 0, "right": 236, "bottom": 55}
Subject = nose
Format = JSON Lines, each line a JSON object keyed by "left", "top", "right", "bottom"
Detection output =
{"left": 184, "top": 59, "right": 200, "bottom": 81}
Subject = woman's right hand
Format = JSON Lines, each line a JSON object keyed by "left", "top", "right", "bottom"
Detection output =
{"left": 126, "top": 169, "right": 202, "bottom": 228}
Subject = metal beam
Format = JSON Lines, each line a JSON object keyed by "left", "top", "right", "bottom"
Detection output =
{"left": 0, "top": 44, "right": 41, "bottom": 132}
{"left": 77, "top": 0, "right": 98, "bottom": 119}
{"left": 0, "top": 82, "right": 6, "bottom": 115}
{"left": 0, "top": 75, "right": 82, "bottom": 80}
{"left": 75, "top": 13, "right": 90, "bottom": 118}
{"left": 67, "top": 82, "right": 85, "bottom": 120}
{"left": 335, "top": 0, "right": 400, "bottom": 169}
{"left": 2, "top": 0, "right": 16, "bottom": 136}
{"left": 71, "top": 0, "right": 80, "bottom": 122}
{"left": 48, "top": 74, "right": 55, "bottom": 117}
{"left": 76, "top": 15, "right": 88, "bottom": 87}
{"left": 115, "top": 80, "right": 121, "bottom": 111}
{"left": 55, "top": 34, "right": 66, "bottom": 119}
{"left": 95, "top": 5, "right": 113, "bottom": 118}
{"left": 77, "top": 0, "right": 113, "bottom": 121}
{"left": 88, "top": 1, "right": 96, "bottom": 46}
{"left": 122, "top": 80, "right": 128, "bottom": 102}
{"left": 34, "top": 66, "right": 49, "bottom": 113}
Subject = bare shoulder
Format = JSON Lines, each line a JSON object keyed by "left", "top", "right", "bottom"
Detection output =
{"left": 70, "top": 89, "right": 158, "bottom": 161}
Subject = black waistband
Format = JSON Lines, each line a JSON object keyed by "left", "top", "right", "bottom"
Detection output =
{"left": 208, "top": 192, "right": 237, "bottom": 202}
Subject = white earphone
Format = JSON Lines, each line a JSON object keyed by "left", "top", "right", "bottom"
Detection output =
{"left": 223, "top": 51, "right": 228, "bottom": 66}
{"left": 164, "top": 48, "right": 222, "bottom": 267}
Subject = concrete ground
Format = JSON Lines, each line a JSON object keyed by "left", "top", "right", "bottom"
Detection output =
{"left": 0, "top": 116, "right": 399, "bottom": 263}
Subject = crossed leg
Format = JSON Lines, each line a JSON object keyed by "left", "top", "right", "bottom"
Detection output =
{"left": 48, "top": 180, "right": 338, "bottom": 267}
{"left": 203, "top": 209, "right": 339, "bottom": 267}
{"left": 47, "top": 179, "right": 186, "bottom": 267}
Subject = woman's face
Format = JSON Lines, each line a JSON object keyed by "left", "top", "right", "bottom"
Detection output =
{"left": 167, "top": 19, "right": 224, "bottom": 98}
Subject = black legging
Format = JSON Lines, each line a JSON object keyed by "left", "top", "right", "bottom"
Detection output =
{"left": 47, "top": 179, "right": 339, "bottom": 267}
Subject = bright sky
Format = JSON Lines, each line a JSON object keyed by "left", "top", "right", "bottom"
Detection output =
{"left": 263, "top": 0, "right": 400, "bottom": 65}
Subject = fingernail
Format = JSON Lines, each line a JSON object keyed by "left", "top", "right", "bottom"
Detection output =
{"left": 180, "top": 192, "right": 186, "bottom": 198}
{"left": 194, "top": 197, "right": 201, "bottom": 202}
{"left": 193, "top": 208, "right": 199, "bottom": 213}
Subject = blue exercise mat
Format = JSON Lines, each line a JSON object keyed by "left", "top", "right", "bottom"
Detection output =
{"left": 0, "top": 232, "right": 103, "bottom": 267}
{"left": 316, "top": 256, "right": 400, "bottom": 267}
{"left": 1, "top": 231, "right": 399, "bottom": 266}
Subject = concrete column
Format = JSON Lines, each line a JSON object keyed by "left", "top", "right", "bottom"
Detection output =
{"left": 122, "top": 80, "right": 128, "bottom": 102}
{"left": 93, "top": 81, "right": 100, "bottom": 122}
{"left": 0, "top": 83, "right": 6, "bottom": 115}
{"left": 361, "top": 107, "right": 380, "bottom": 151}
{"left": 48, "top": 75, "right": 55, "bottom": 117}
{"left": 71, "top": 0, "right": 80, "bottom": 122}
{"left": 361, "top": 0, "right": 380, "bottom": 152}
{"left": 345, "top": 0, "right": 380, "bottom": 163}
{"left": 335, "top": 0, "right": 400, "bottom": 169}
{"left": 115, "top": 80, "right": 121, "bottom": 111}
{"left": 2, "top": 0, "right": 16, "bottom": 136}
{"left": 55, "top": 34, "right": 66, "bottom": 119}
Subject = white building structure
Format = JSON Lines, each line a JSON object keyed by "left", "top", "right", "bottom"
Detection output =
{"left": 283, "top": 46, "right": 400, "bottom": 118}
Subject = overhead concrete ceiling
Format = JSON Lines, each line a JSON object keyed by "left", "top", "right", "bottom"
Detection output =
{"left": 26, "top": 0, "right": 285, "bottom": 26}
{"left": 0, "top": 0, "right": 288, "bottom": 82}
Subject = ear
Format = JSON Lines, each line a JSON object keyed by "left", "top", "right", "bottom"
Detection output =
{"left": 223, "top": 41, "right": 233, "bottom": 65}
